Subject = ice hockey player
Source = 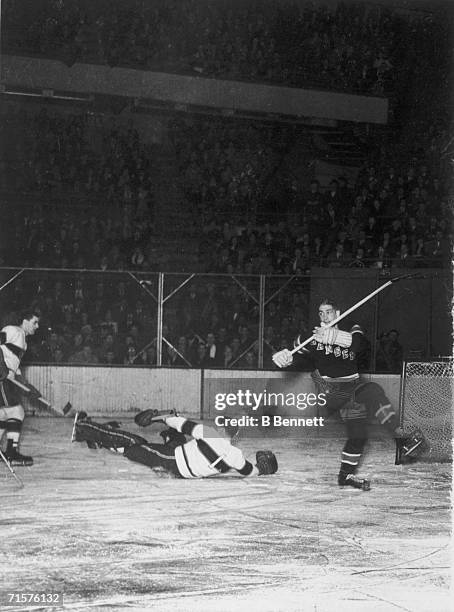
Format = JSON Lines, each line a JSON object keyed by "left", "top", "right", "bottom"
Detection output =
{"left": 72, "top": 409, "right": 278, "bottom": 479}
{"left": 0, "top": 311, "right": 41, "bottom": 466}
{"left": 273, "top": 298, "right": 425, "bottom": 490}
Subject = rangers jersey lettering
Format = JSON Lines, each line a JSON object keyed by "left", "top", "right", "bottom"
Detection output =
{"left": 303, "top": 324, "right": 366, "bottom": 379}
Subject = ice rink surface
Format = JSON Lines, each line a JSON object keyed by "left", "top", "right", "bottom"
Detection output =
{"left": 0, "top": 417, "right": 451, "bottom": 612}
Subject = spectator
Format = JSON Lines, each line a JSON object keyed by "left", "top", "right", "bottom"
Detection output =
{"left": 376, "top": 330, "right": 403, "bottom": 373}
{"left": 193, "top": 342, "right": 208, "bottom": 368}
{"left": 222, "top": 345, "right": 235, "bottom": 369}
{"left": 70, "top": 344, "right": 99, "bottom": 364}
{"left": 204, "top": 332, "right": 221, "bottom": 367}
{"left": 123, "top": 345, "right": 138, "bottom": 365}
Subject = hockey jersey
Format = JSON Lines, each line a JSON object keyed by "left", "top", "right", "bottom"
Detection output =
{"left": 0, "top": 325, "right": 27, "bottom": 374}
{"left": 300, "top": 324, "right": 367, "bottom": 379}
{"left": 166, "top": 416, "right": 255, "bottom": 479}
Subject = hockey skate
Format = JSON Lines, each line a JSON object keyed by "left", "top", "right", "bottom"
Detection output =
{"left": 4, "top": 449, "right": 34, "bottom": 466}
{"left": 71, "top": 411, "right": 88, "bottom": 443}
{"left": 71, "top": 412, "right": 99, "bottom": 448}
{"left": 338, "top": 471, "right": 370, "bottom": 491}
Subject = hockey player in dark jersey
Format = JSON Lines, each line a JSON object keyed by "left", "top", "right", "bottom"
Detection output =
{"left": 72, "top": 410, "right": 278, "bottom": 479}
{"left": 273, "top": 298, "right": 425, "bottom": 490}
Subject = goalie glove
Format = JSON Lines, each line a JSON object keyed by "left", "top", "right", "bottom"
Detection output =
{"left": 160, "top": 428, "right": 187, "bottom": 447}
{"left": 134, "top": 409, "right": 178, "bottom": 428}
{"left": 256, "top": 450, "right": 278, "bottom": 475}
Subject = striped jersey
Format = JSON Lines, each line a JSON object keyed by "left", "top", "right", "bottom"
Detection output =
{"left": 0, "top": 325, "right": 27, "bottom": 374}
{"left": 166, "top": 416, "right": 255, "bottom": 479}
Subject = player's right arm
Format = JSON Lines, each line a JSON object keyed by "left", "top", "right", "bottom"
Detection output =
{"left": 272, "top": 348, "right": 293, "bottom": 368}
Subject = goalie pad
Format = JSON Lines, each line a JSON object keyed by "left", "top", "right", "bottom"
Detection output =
{"left": 256, "top": 450, "right": 278, "bottom": 475}
{"left": 75, "top": 419, "right": 148, "bottom": 449}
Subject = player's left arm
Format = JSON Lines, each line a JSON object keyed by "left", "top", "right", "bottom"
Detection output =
{"left": 349, "top": 324, "right": 367, "bottom": 352}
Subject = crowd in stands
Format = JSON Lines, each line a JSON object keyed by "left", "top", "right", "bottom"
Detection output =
{"left": 194, "top": 113, "right": 452, "bottom": 273}
{"left": 0, "top": 103, "right": 451, "bottom": 372}
{"left": 169, "top": 114, "right": 291, "bottom": 225}
{"left": 199, "top": 167, "right": 451, "bottom": 274}
{"left": 2, "top": 272, "right": 310, "bottom": 370}
{"left": 1, "top": 104, "right": 159, "bottom": 271}
{"left": 1, "top": 0, "right": 451, "bottom": 372}
{"left": 2, "top": 105, "right": 450, "bottom": 275}
{"left": 3, "top": 0, "right": 446, "bottom": 96}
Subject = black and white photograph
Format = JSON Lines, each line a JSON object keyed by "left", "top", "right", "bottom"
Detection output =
{"left": 0, "top": 0, "right": 452, "bottom": 610}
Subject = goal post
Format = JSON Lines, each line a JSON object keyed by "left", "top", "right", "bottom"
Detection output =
{"left": 396, "top": 360, "right": 453, "bottom": 464}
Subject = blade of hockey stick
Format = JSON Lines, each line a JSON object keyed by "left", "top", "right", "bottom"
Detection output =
{"left": 389, "top": 272, "right": 431, "bottom": 283}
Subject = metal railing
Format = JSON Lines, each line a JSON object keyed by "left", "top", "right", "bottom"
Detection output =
{"left": 0, "top": 267, "right": 450, "bottom": 373}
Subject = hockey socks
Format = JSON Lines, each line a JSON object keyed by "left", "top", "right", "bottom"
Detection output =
{"left": 4, "top": 419, "right": 33, "bottom": 466}
{"left": 338, "top": 438, "right": 369, "bottom": 491}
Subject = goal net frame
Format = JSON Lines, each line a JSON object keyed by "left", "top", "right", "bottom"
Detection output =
{"left": 395, "top": 359, "right": 453, "bottom": 464}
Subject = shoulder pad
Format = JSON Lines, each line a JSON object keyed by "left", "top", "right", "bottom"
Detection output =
{"left": 1, "top": 326, "right": 26, "bottom": 349}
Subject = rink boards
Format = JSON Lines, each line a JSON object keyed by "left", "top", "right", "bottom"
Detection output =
{"left": 22, "top": 365, "right": 400, "bottom": 419}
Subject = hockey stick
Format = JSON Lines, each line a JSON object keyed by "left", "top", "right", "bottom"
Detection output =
{"left": 287, "top": 272, "right": 429, "bottom": 356}
{"left": 9, "top": 377, "right": 52, "bottom": 407}
{"left": 7, "top": 377, "right": 67, "bottom": 416}
{"left": 0, "top": 448, "right": 24, "bottom": 488}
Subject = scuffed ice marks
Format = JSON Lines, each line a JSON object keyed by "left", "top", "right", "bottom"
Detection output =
{"left": 0, "top": 418, "right": 450, "bottom": 611}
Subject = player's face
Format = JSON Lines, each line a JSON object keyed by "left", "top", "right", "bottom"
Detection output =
{"left": 23, "top": 316, "right": 40, "bottom": 336}
{"left": 318, "top": 304, "right": 339, "bottom": 326}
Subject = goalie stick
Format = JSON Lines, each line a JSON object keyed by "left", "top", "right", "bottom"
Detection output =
{"left": 286, "top": 272, "right": 430, "bottom": 356}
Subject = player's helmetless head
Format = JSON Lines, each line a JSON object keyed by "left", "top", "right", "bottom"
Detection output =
{"left": 21, "top": 314, "right": 40, "bottom": 336}
{"left": 318, "top": 300, "right": 341, "bottom": 326}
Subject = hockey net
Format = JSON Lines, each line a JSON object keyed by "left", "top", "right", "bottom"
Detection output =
{"left": 397, "top": 360, "right": 453, "bottom": 463}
